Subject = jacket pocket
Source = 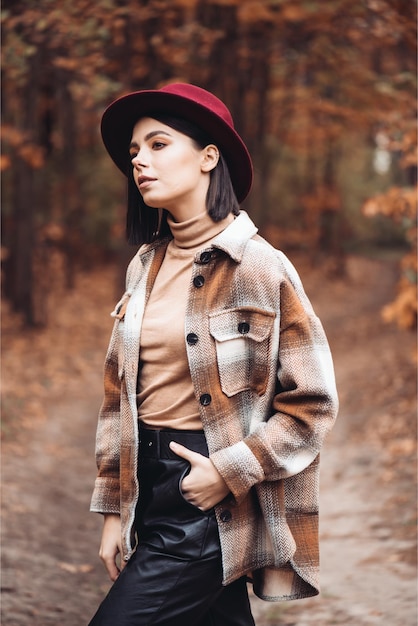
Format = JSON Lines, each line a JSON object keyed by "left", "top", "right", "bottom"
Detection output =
{"left": 209, "top": 307, "right": 275, "bottom": 397}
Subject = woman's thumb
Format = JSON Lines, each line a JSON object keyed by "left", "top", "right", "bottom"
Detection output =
{"left": 169, "top": 441, "right": 195, "bottom": 461}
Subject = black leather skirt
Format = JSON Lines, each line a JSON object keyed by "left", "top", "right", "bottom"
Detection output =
{"left": 88, "top": 425, "right": 255, "bottom": 626}
{"left": 135, "top": 426, "right": 220, "bottom": 562}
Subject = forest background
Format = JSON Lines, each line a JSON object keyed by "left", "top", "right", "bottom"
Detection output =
{"left": 1, "top": 0, "right": 417, "bottom": 329}
{"left": 1, "top": 1, "right": 417, "bottom": 625}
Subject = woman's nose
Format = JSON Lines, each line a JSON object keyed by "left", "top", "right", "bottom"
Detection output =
{"left": 131, "top": 153, "right": 146, "bottom": 169}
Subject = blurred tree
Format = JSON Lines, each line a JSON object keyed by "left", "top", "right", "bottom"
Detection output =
{"left": 363, "top": 176, "right": 417, "bottom": 332}
{"left": 1, "top": 0, "right": 416, "bottom": 326}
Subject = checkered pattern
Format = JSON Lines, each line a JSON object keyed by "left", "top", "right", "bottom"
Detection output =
{"left": 91, "top": 212, "right": 338, "bottom": 601}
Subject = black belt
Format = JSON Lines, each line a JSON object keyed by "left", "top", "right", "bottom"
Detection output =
{"left": 139, "top": 424, "right": 209, "bottom": 459}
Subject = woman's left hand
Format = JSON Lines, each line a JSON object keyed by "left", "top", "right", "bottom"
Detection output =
{"left": 169, "top": 441, "right": 230, "bottom": 511}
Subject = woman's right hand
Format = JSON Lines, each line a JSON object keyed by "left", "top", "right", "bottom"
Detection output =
{"left": 99, "top": 514, "right": 123, "bottom": 581}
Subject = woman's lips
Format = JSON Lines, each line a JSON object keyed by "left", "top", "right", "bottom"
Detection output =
{"left": 137, "top": 176, "right": 156, "bottom": 189}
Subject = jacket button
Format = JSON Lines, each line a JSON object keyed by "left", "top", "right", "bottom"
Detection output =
{"left": 200, "top": 251, "right": 212, "bottom": 264}
{"left": 200, "top": 393, "right": 212, "bottom": 406}
{"left": 220, "top": 509, "right": 232, "bottom": 522}
{"left": 193, "top": 275, "right": 205, "bottom": 288}
{"left": 238, "top": 322, "right": 250, "bottom": 334}
{"left": 186, "top": 333, "right": 198, "bottom": 345}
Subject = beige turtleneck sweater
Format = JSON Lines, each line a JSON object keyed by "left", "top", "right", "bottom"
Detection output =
{"left": 137, "top": 210, "right": 234, "bottom": 430}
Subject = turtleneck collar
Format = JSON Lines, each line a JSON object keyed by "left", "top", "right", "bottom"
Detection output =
{"left": 167, "top": 210, "right": 234, "bottom": 251}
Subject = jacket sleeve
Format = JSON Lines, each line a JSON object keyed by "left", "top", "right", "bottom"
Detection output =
{"left": 210, "top": 254, "right": 339, "bottom": 503}
{"left": 90, "top": 317, "right": 123, "bottom": 514}
{"left": 90, "top": 246, "right": 145, "bottom": 515}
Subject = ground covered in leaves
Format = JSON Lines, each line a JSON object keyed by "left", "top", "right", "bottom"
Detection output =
{"left": 1, "top": 253, "right": 416, "bottom": 625}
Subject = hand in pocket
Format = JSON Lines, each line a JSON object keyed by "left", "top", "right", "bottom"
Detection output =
{"left": 169, "top": 442, "right": 230, "bottom": 511}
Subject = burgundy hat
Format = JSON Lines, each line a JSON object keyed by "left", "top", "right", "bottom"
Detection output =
{"left": 101, "top": 83, "right": 253, "bottom": 203}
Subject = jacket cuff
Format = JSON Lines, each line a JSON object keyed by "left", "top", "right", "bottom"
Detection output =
{"left": 210, "top": 441, "right": 265, "bottom": 504}
{"left": 90, "top": 477, "right": 120, "bottom": 514}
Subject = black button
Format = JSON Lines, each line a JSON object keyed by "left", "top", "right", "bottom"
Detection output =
{"left": 238, "top": 322, "right": 250, "bottom": 334}
{"left": 186, "top": 333, "right": 198, "bottom": 345}
{"left": 220, "top": 509, "right": 232, "bottom": 522}
{"left": 200, "top": 251, "right": 212, "bottom": 264}
{"left": 199, "top": 393, "right": 212, "bottom": 406}
{"left": 193, "top": 275, "right": 205, "bottom": 288}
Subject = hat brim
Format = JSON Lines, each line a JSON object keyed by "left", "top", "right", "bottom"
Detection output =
{"left": 101, "top": 90, "right": 253, "bottom": 203}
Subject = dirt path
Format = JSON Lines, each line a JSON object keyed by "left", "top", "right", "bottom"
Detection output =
{"left": 1, "top": 255, "right": 416, "bottom": 625}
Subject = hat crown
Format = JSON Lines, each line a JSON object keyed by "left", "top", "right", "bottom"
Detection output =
{"left": 159, "top": 83, "right": 235, "bottom": 129}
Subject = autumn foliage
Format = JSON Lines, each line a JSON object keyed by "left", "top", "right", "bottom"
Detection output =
{"left": 363, "top": 184, "right": 417, "bottom": 329}
{"left": 1, "top": 0, "right": 416, "bottom": 328}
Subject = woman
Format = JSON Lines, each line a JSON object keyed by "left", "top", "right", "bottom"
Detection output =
{"left": 89, "top": 83, "right": 338, "bottom": 625}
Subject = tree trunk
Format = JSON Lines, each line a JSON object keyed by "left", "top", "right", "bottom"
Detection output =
{"left": 6, "top": 54, "right": 40, "bottom": 325}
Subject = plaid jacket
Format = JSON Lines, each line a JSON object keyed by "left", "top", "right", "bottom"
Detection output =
{"left": 91, "top": 211, "right": 338, "bottom": 601}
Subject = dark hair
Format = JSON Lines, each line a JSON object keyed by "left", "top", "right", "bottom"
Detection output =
{"left": 126, "top": 114, "right": 240, "bottom": 246}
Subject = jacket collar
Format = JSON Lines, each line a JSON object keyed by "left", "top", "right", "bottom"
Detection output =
{"left": 137, "top": 236, "right": 171, "bottom": 261}
{"left": 212, "top": 211, "right": 258, "bottom": 263}
{"left": 136, "top": 211, "right": 258, "bottom": 264}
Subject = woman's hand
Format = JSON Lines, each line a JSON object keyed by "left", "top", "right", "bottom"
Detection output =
{"left": 99, "top": 514, "right": 123, "bottom": 581}
{"left": 169, "top": 441, "right": 230, "bottom": 510}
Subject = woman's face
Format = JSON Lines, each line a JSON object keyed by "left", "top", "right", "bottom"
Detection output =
{"left": 129, "top": 117, "right": 218, "bottom": 221}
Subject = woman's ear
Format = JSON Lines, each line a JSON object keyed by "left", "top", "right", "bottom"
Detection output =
{"left": 201, "top": 144, "right": 220, "bottom": 173}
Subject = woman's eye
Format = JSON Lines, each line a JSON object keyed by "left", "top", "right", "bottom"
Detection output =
{"left": 129, "top": 140, "right": 166, "bottom": 158}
